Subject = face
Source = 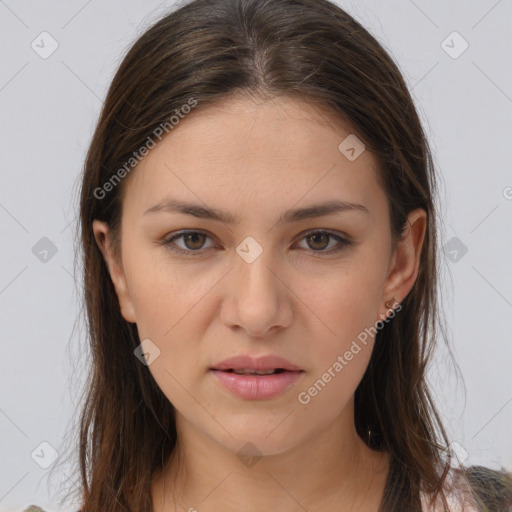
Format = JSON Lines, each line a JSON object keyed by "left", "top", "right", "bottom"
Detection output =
{"left": 93, "top": 95, "right": 425, "bottom": 458}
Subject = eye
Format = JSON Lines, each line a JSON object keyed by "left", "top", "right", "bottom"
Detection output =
{"left": 160, "top": 229, "right": 354, "bottom": 256}
{"left": 161, "top": 230, "right": 216, "bottom": 255}
{"left": 295, "top": 230, "right": 354, "bottom": 253}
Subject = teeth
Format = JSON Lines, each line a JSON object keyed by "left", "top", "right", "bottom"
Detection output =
{"left": 232, "top": 369, "right": 277, "bottom": 375}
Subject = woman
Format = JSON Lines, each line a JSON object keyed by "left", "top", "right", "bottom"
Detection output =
{"left": 48, "top": 0, "right": 512, "bottom": 510}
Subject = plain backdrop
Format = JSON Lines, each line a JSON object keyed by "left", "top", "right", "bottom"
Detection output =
{"left": 1, "top": 0, "right": 511, "bottom": 510}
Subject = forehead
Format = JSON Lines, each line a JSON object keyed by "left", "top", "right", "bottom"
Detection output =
{"left": 121, "top": 95, "right": 385, "bottom": 218}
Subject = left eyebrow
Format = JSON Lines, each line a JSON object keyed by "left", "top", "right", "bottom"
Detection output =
{"left": 143, "top": 198, "right": 370, "bottom": 224}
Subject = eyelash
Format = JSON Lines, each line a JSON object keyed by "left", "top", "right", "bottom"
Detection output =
{"left": 159, "top": 229, "right": 354, "bottom": 256}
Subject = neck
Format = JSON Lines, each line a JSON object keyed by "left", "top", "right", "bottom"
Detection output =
{"left": 151, "top": 402, "right": 390, "bottom": 512}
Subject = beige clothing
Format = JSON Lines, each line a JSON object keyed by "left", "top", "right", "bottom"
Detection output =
{"left": 420, "top": 470, "right": 480, "bottom": 511}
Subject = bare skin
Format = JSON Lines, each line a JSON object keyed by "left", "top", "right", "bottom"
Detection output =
{"left": 93, "top": 94, "right": 426, "bottom": 512}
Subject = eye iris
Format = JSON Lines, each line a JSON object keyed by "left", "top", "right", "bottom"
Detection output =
{"left": 174, "top": 231, "right": 340, "bottom": 253}
{"left": 307, "top": 232, "right": 329, "bottom": 250}
{"left": 184, "top": 232, "right": 206, "bottom": 250}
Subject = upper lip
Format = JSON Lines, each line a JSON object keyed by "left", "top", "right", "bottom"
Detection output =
{"left": 211, "top": 354, "right": 303, "bottom": 372}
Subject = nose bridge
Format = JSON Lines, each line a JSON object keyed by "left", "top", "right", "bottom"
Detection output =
{"left": 225, "top": 233, "right": 290, "bottom": 334}
{"left": 233, "top": 234, "right": 278, "bottom": 295}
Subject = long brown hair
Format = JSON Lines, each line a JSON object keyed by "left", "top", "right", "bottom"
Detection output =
{"left": 54, "top": 0, "right": 485, "bottom": 509}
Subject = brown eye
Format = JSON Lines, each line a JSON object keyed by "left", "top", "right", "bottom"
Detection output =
{"left": 182, "top": 232, "right": 207, "bottom": 250}
{"left": 305, "top": 232, "right": 330, "bottom": 251}
{"left": 162, "top": 230, "right": 215, "bottom": 255}
{"left": 161, "top": 229, "right": 353, "bottom": 257}
{"left": 297, "top": 230, "right": 353, "bottom": 253}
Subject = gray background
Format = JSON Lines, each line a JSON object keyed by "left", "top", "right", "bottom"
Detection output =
{"left": 1, "top": 0, "right": 511, "bottom": 510}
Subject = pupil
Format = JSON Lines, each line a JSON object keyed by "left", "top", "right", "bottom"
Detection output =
{"left": 185, "top": 233, "right": 204, "bottom": 250}
{"left": 309, "top": 233, "right": 328, "bottom": 250}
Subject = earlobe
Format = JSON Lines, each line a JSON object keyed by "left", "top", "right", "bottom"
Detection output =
{"left": 92, "top": 220, "right": 137, "bottom": 323}
{"left": 380, "top": 208, "right": 427, "bottom": 315}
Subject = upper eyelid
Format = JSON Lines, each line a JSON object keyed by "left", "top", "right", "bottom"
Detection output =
{"left": 166, "top": 229, "right": 217, "bottom": 245}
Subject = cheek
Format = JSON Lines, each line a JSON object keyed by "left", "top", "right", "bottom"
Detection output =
{"left": 129, "top": 270, "right": 206, "bottom": 367}
{"left": 290, "top": 259, "right": 385, "bottom": 409}
{"left": 294, "top": 263, "right": 385, "bottom": 348}
{"left": 293, "top": 346, "right": 372, "bottom": 433}
{"left": 295, "top": 284, "right": 376, "bottom": 418}
{"left": 124, "top": 243, "right": 213, "bottom": 336}
{"left": 121, "top": 249, "right": 210, "bottom": 396}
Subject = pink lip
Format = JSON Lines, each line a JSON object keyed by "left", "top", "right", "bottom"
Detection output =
{"left": 210, "top": 369, "right": 304, "bottom": 400}
{"left": 211, "top": 354, "right": 303, "bottom": 372}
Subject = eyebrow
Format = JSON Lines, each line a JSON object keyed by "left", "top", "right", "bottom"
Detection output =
{"left": 143, "top": 198, "right": 370, "bottom": 224}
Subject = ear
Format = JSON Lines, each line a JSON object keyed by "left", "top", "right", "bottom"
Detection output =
{"left": 92, "top": 220, "right": 137, "bottom": 323}
{"left": 379, "top": 208, "right": 427, "bottom": 319}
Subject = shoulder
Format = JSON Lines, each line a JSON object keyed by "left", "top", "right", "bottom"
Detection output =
{"left": 420, "top": 480, "right": 478, "bottom": 511}
{"left": 464, "top": 464, "right": 512, "bottom": 511}
{"left": 22, "top": 507, "right": 82, "bottom": 512}
{"left": 421, "top": 464, "right": 512, "bottom": 512}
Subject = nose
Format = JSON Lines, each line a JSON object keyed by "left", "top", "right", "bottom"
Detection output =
{"left": 220, "top": 243, "right": 293, "bottom": 337}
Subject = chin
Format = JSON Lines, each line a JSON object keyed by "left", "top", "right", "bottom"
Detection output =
{"left": 214, "top": 424, "right": 302, "bottom": 458}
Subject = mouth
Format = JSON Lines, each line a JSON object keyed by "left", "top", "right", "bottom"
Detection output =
{"left": 209, "top": 368, "right": 305, "bottom": 400}
{"left": 216, "top": 368, "right": 293, "bottom": 375}
{"left": 210, "top": 354, "right": 304, "bottom": 373}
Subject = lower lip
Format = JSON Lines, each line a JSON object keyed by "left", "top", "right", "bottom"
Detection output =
{"left": 210, "top": 370, "right": 304, "bottom": 400}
